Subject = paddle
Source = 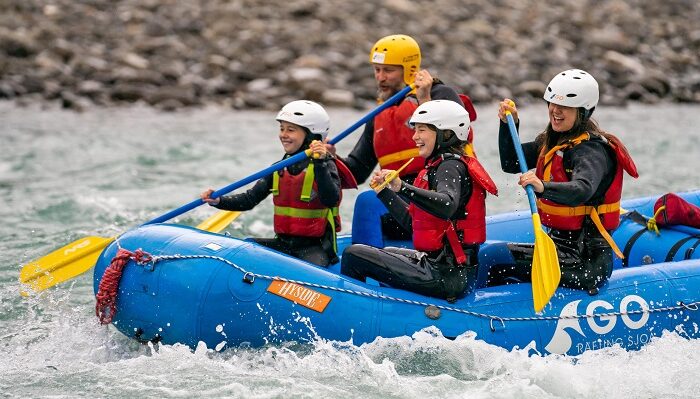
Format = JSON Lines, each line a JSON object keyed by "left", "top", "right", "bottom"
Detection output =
{"left": 20, "top": 85, "right": 415, "bottom": 294}
{"left": 369, "top": 157, "right": 415, "bottom": 191}
{"left": 19, "top": 210, "right": 242, "bottom": 294}
{"left": 504, "top": 103, "right": 561, "bottom": 312}
{"left": 195, "top": 210, "right": 242, "bottom": 232}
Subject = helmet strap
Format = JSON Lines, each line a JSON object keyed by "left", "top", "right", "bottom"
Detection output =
{"left": 435, "top": 129, "right": 461, "bottom": 153}
{"left": 302, "top": 128, "right": 321, "bottom": 148}
{"left": 585, "top": 106, "right": 595, "bottom": 120}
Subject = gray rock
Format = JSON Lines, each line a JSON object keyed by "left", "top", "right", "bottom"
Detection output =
{"left": 0, "top": 0, "right": 699, "bottom": 110}
{"left": 0, "top": 28, "right": 38, "bottom": 58}
{"left": 516, "top": 81, "right": 547, "bottom": 98}
{"left": 247, "top": 78, "right": 274, "bottom": 93}
{"left": 604, "top": 51, "right": 646, "bottom": 76}
{"left": 322, "top": 89, "right": 354, "bottom": 107}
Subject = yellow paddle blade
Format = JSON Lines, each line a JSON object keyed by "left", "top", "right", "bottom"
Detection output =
{"left": 19, "top": 210, "right": 243, "bottom": 295}
{"left": 19, "top": 235, "right": 115, "bottom": 295}
{"left": 530, "top": 213, "right": 561, "bottom": 312}
{"left": 195, "top": 210, "right": 242, "bottom": 233}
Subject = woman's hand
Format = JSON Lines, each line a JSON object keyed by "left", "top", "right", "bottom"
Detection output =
{"left": 200, "top": 189, "right": 221, "bottom": 206}
{"left": 414, "top": 69, "right": 434, "bottom": 104}
{"left": 519, "top": 171, "right": 544, "bottom": 193}
{"left": 371, "top": 169, "right": 402, "bottom": 193}
{"left": 498, "top": 98, "right": 519, "bottom": 123}
{"left": 310, "top": 140, "right": 327, "bottom": 159}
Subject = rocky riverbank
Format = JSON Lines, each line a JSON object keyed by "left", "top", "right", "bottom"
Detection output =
{"left": 1, "top": 0, "right": 699, "bottom": 111}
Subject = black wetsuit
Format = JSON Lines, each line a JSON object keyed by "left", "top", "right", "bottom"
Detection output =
{"left": 490, "top": 120, "right": 617, "bottom": 291}
{"left": 214, "top": 149, "right": 341, "bottom": 267}
{"left": 340, "top": 82, "right": 462, "bottom": 240}
{"left": 341, "top": 154, "right": 478, "bottom": 300}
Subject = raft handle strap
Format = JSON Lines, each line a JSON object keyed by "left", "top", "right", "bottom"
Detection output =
{"left": 665, "top": 235, "right": 700, "bottom": 262}
{"left": 622, "top": 227, "right": 649, "bottom": 267}
{"left": 685, "top": 239, "right": 700, "bottom": 260}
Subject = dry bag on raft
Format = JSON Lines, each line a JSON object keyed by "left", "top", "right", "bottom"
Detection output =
{"left": 652, "top": 193, "right": 700, "bottom": 228}
{"left": 613, "top": 193, "right": 700, "bottom": 268}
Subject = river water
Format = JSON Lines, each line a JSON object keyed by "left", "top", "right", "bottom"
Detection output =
{"left": 1, "top": 101, "right": 699, "bottom": 398}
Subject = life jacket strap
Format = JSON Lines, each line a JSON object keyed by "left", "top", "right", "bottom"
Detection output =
{"left": 541, "top": 133, "right": 590, "bottom": 181}
{"left": 325, "top": 207, "right": 337, "bottom": 253}
{"left": 274, "top": 206, "right": 337, "bottom": 219}
{"left": 589, "top": 208, "right": 625, "bottom": 259}
{"left": 271, "top": 170, "right": 280, "bottom": 195}
{"left": 300, "top": 163, "right": 315, "bottom": 202}
{"left": 537, "top": 200, "right": 620, "bottom": 217}
{"left": 445, "top": 223, "right": 467, "bottom": 265}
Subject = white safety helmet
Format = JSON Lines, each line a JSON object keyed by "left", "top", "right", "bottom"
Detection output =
{"left": 543, "top": 69, "right": 599, "bottom": 110}
{"left": 275, "top": 100, "right": 330, "bottom": 140}
{"left": 408, "top": 100, "right": 471, "bottom": 141}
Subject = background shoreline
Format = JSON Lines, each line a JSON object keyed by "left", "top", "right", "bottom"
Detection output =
{"left": 1, "top": 0, "right": 699, "bottom": 112}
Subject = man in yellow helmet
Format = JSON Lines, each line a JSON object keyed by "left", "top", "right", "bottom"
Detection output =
{"left": 330, "top": 34, "right": 463, "bottom": 184}
{"left": 328, "top": 34, "right": 465, "bottom": 242}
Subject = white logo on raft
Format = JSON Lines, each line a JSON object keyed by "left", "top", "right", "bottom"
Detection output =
{"left": 544, "top": 295, "right": 650, "bottom": 354}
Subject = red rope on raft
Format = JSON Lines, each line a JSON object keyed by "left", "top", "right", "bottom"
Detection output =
{"left": 95, "top": 248, "right": 151, "bottom": 325}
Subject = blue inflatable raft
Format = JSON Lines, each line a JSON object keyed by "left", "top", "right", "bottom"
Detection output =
{"left": 94, "top": 190, "right": 700, "bottom": 355}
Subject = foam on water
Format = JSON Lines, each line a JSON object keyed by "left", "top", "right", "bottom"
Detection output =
{"left": 2, "top": 102, "right": 700, "bottom": 398}
{"left": 3, "top": 287, "right": 700, "bottom": 398}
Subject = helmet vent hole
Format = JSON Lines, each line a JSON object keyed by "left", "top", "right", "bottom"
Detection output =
{"left": 566, "top": 94, "right": 577, "bottom": 97}
{"left": 459, "top": 123, "right": 465, "bottom": 127}
{"left": 294, "top": 112, "right": 304, "bottom": 116}
{"left": 573, "top": 76, "right": 581, "bottom": 80}
{"left": 418, "top": 110, "right": 427, "bottom": 114}
{"left": 547, "top": 87, "right": 552, "bottom": 92}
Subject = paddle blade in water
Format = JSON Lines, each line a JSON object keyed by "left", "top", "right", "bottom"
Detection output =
{"left": 19, "top": 235, "right": 114, "bottom": 295}
{"left": 196, "top": 210, "right": 242, "bottom": 233}
{"left": 530, "top": 214, "right": 561, "bottom": 312}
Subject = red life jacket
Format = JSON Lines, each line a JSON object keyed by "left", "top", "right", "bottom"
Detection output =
{"left": 535, "top": 132, "right": 639, "bottom": 231}
{"left": 373, "top": 97, "right": 425, "bottom": 177}
{"left": 373, "top": 93, "right": 479, "bottom": 176}
{"left": 272, "top": 162, "right": 341, "bottom": 238}
{"left": 408, "top": 154, "right": 498, "bottom": 264}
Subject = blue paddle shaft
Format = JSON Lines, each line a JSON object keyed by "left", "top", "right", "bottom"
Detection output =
{"left": 505, "top": 113, "right": 538, "bottom": 215}
{"left": 144, "top": 85, "right": 414, "bottom": 225}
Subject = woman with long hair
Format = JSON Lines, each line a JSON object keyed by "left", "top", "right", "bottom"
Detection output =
{"left": 493, "top": 69, "right": 638, "bottom": 293}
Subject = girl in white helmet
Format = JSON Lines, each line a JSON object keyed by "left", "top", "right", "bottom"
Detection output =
{"left": 201, "top": 100, "right": 351, "bottom": 267}
{"left": 493, "top": 69, "right": 638, "bottom": 293}
{"left": 341, "top": 100, "right": 498, "bottom": 301}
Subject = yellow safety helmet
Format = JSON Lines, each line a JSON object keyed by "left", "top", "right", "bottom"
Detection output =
{"left": 368, "top": 34, "right": 421, "bottom": 86}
